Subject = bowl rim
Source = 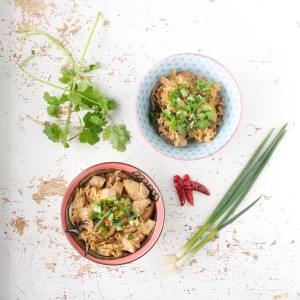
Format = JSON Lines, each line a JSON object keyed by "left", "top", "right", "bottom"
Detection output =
{"left": 61, "top": 162, "right": 165, "bottom": 265}
{"left": 135, "top": 52, "right": 243, "bottom": 160}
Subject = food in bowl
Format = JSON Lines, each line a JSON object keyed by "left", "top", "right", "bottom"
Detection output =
{"left": 70, "top": 170, "right": 156, "bottom": 257}
{"left": 149, "top": 70, "right": 225, "bottom": 147}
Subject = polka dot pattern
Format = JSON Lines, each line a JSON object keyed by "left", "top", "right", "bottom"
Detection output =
{"left": 136, "top": 54, "right": 242, "bottom": 160}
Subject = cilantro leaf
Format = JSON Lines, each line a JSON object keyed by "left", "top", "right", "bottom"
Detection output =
{"left": 201, "top": 105, "right": 215, "bottom": 120}
{"left": 149, "top": 112, "right": 160, "bottom": 131}
{"left": 43, "top": 122, "right": 62, "bottom": 143}
{"left": 83, "top": 111, "right": 107, "bottom": 133}
{"left": 78, "top": 110, "right": 107, "bottom": 146}
{"left": 79, "top": 128, "right": 100, "bottom": 145}
{"left": 18, "top": 15, "right": 130, "bottom": 151}
{"left": 43, "top": 122, "right": 69, "bottom": 148}
{"left": 43, "top": 92, "right": 61, "bottom": 106}
{"left": 90, "top": 210, "right": 99, "bottom": 220}
{"left": 102, "top": 124, "right": 130, "bottom": 152}
{"left": 78, "top": 86, "right": 103, "bottom": 109}
{"left": 47, "top": 105, "right": 60, "bottom": 117}
{"left": 107, "top": 99, "right": 116, "bottom": 110}
{"left": 68, "top": 93, "right": 89, "bottom": 110}
{"left": 83, "top": 62, "right": 101, "bottom": 73}
{"left": 43, "top": 92, "right": 58, "bottom": 105}
{"left": 180, "top": 87, "right": 188, "bottom": 98}
{"left": 92, "top": 202, "right": 102, "bottom": 213}
{"left": 77, "top": 79, "right": 91, "bottom": 92}
{"left": 58, "top": 67, "right": 76, "bottom": 84}
{"left": 102, "top": 125, "right": 112, "bottom": 140}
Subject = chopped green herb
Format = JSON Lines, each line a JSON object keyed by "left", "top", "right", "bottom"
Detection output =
{"left": 43, "top": 122, "right": 62, "bottom": 142}
{"left": 159, "top": 79, "right": 215, "bottom": 134}
{"left": 47, "top": 105, "right": 60, "bottom": 118}
{"left": 128, "top": 233, "right": 134, "bottom": 240}
{"left": 17, "top": 12, "right": 130, "bottom": 151}
{"left": 149, "top": 112, "right": 160, "bottom": 131}
{"left": 100, "top": 225, "right": 108, "bottom": 238}
{"left": 90, "top": 196, "right": 139, "bottom": 238}
{"left": 83, "top": 62, "right": 101, "bottom": 73}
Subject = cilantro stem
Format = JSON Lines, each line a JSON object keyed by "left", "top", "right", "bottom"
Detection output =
{"left": 107, "top": 114, "right": 115, "bottom": 125}
{"left": 19, "top": 55, "right": 69, "bottom": 92}
{"left": 67, "top": 132, "right": 80, "bottom": 141}
{"left": 16, "top": 29, "right": 77, "bottom": 67}
{"left": 65, "top": 12, "right": 101, "bottom": 139}
{"left": 64, "top": 97, "right": 73, "bottom": 138}
{"left": 72, "top": 12, "right": 101, "bottom": 91}
{"left": 18, "top": 14, "right": 103, "bottom": 109}
{"left": 19, "top": 59, "right": 104, "bottom": 108}
{"left": 17, "top": 12, "right": 130, "bottom": 151}
{"left": 17, "top": 28, "right": 78, "bottom": 140}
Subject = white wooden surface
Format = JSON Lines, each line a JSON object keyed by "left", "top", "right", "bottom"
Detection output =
{"left": 1, "top": 0, "right": 300, "bottom": 299}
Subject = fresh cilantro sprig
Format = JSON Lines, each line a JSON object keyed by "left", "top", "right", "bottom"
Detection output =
{"left": 17, "top": 12, "right": 130, "bottom": 151}
{"left": 153, "top": 79, "right": 215, "bottom": 135}
{"left": 90, "top": 197, "right": 139, "bottom": 238}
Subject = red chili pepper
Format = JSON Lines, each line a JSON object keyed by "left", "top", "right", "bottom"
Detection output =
{"left": 102, "top": 217, "right": 109, "bottom": 225}
{"left": 183, "top": 174, "right": 194, "bottom": 206}
{"left": 120, "top": 214, "right": 127, "bottom": 222}
{"left": 182, "top": 180, "right": 210, "bottom": 195}
{"left": 173, "top": 175, "right": 185, "bottom": 206}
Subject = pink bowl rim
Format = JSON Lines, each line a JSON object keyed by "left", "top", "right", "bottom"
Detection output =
{"left": 61, "top": 162, "right": 165, "bottom": 265}
{"left": 134, "top": 52, "right": 243, "bottom": 161}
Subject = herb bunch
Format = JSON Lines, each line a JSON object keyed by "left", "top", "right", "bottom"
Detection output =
{"left": 17, "top": 12, "right": 130, "bottom": 151}
{"left": 168, "top": 124, "right": 287, "bottom": 270}
{"left": 151, "top": 80, "right": 215, "bottom": 135}
{"left": 90, "top": 197, "right": 139, "bottom": 238}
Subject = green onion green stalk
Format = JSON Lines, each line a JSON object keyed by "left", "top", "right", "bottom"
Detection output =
{"left": 168, "top": 124, "right": 287, "bottom": 270}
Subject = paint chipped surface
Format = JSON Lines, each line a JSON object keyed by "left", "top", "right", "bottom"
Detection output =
{"left": 36, "top": 217, "right": 48, "bottom": 231}
{"left": 273, "top": 293, "right": 289, "bottom": 299}
{"left": 32, "top": 176, "right": 67, "bottom": 203}
{"left": 14, "top": 0, "right": 49, "bottom": 18}
{"left": 103, "top": 19, "right": 110, "bottom": 27}
{"left": 262, "top": 194, "right": 273, "bottom": 200}
{"left": 46, "top": 262, "right": 57, "bottom": 272}
{"left": 10, "top": 217, "right": 28, "bottom": 235}
{"left": 1, "top": 0, "right": 299, "bottom": 299}
{"left": 188, "top": 259, "right": 197, "bottom": 266}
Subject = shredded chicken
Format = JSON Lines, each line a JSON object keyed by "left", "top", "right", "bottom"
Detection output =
{"left": 138, "top": 219, "right": 156, "bottom": 236}
{"left": 131, "top": 199, "right": 152, "bottom": 215}
{"left": 88, "top": 176, "right": 106, "bottom": 188}
{"left": 112, "top": 181, "right": 123, "bottom": 195}
{"left": 70, "top": 170, "right": 156, "bottom": 258}
{"left": 151, "top": 69, "right": 225, "bottom": 147}
{"left": 100, "top": 188, "right": 116, "bottom": 199}
{"left": 123, "top": 180, "right": 149, "bottom": 201}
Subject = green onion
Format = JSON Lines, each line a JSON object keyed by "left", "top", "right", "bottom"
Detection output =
{"left": 116, "top": 215, "right": 135, "bottom": 227}
{"left": 169, "top": 124, "right": 287, "bottom": 270}
{"left": 94, "top": 208, "right": 114, "bottom": 229}
{"left": 128, "top": 233, "right": 134, "bottom": 240}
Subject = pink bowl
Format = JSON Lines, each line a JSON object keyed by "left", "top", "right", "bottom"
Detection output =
{"left": 61, "top": 162, "right": 165, "bottom": 265}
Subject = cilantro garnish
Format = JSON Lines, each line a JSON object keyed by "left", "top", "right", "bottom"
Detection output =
{"left": 102, "top": 125, "right": 131, "bottom": 152}
{"left": 90, "top": 197, "right": 139, "bottom": 238}
{"left": 151, "top": 79, "right": 216, "bottom": 135}
{"left": 17, "top": 12, "right": 130, "bottom": 151}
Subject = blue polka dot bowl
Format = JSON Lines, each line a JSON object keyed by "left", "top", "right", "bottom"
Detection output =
{"left": 135, "top": 53, "right": 242, "bottom": 160}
